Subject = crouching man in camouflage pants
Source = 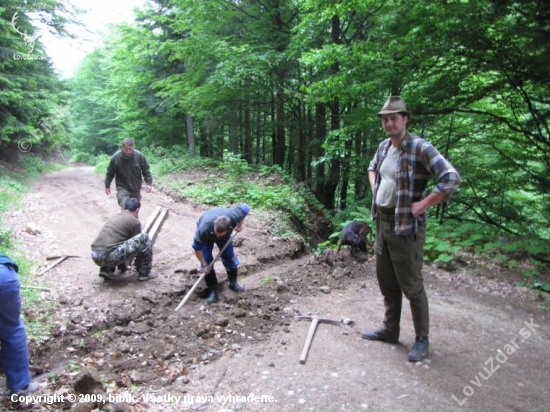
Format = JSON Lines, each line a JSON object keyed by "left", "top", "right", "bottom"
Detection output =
{"left": 91, "top": 198, "right": 157, "bottom": 282}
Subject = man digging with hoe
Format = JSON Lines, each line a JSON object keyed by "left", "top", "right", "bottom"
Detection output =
{"left": 191, "top": 204, "right": 250, "bottom": 305}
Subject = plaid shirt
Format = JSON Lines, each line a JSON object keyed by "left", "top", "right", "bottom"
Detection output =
{"left": 368, "top": 132, "right": 461, "bottom": 235}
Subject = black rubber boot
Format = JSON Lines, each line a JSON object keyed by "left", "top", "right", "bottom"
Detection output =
{"left": 227, "top": 268, "right": 244, "bottom": 292}
{"left": 361, "top": 328, "right": 399, "bottom": 344}
{"left": 207, "top": 285, "right": 219, "bottom": 305}
{"left": 204, "top": 270, "right": 219, "bottom": 304}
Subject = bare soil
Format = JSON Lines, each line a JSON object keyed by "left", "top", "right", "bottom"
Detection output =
{"left": 1, "top": 165, "right": 549, "bottom": 412}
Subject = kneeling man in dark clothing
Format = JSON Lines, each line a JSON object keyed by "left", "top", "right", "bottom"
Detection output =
{"left": 91, "top": 198, "right": 157, "bottom": 282}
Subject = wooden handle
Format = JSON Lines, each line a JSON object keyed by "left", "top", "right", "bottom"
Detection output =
{"left": 175, "top": 272, "right": 206, "bottom": 312}
{"left": 299, "top": 317, "right": 319, "bottom": 364}
{"left": 174, "top": 231, "right": 238, "bottom": 312}
{"left": 38, "top": 256, "right": 67, "bottom": 276}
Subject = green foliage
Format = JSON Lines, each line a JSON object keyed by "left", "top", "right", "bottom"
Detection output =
{"left": 426, "top": 219, "right": 550, "bottom": 292}
{"left": 0, "top": 157, "right": 60, "bottom": 213}
{"left": 150, "top": 149, "right": 325, "bottom": 239}
{"left": 315, "top": 240, "right": 334, "bottom": 255}
{"left": 0, "top": 1, "right": 72, "bottom": 152}
{"left": 164, "top": 155, "right": 313, "bottom": 224}
{"left": 68, "top": 360, "right": 80, "bottom": 372}
{"left": 221, "top": 152, "right": 252, "bottom": 177}
{"left": 0, "top": 177, "right": 24, "bottom": 213}
{"left": 70, "top": 152, "right": 101, "bottom": 165}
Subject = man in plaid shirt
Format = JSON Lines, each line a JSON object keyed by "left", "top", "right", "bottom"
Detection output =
{"left": 362, "top": 96, "right": 461, "bottom": 362}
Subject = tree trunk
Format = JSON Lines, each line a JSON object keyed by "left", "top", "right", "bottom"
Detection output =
{"left": 321, "top": 15, "right": 342, "bottom": 211}
{"left": 340, "top": 131, "right": 352, "bottom": 209}
{"left": 296, "top": 102, "right": 306, "bottom": 182}
{"left": 228, "top": 112, "right": 238, "bottom": 153}
{"left": 186, "top": 114, "right": 195, "bottom": 157}
{"left": 273, "top": 87, "right": 286, "bottom": 166}
{"left": 354, "top": 131, "right": 367, "bottom": 200}
{"left": 314, "top": 103, "right": 327, "bottom": 205}
{"left": 243, "top": 105, "right": 252, "bottom": 163}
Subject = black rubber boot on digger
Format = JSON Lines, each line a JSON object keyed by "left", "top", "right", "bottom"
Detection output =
{"left": 204, "top": 270, "right": 219, "bottom": 304}
{"left": 227, "top": 268, "right": 244, "bottom": 292}
{"left": 206, "top": 284, "right": 219, "bottom": 304}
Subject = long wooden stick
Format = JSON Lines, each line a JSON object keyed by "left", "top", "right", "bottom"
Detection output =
{"left": 175, "top": 232, "right": 238, "bottom": 312}
{"left": 148, "top": 208, "right": 169, "bottom": 246}
{"left": 46, "top": 255, "right": 80, "bottom": 261}
{"left": 143, "top": 206, "right": 162, "bottom": 234}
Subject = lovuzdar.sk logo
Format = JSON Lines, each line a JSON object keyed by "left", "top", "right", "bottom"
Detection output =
{"left": 11, "top": 11, "right": 46, "bottom": 60}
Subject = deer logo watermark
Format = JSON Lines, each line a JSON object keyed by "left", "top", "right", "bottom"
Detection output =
{"left": 11, "top": 11, "right": 46, "bottom": 61}
{"left": 11, "top": 11, "right": 41, "bottom": 54}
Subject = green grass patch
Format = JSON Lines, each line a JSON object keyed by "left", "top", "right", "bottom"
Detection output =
{"left": 426, "top": 219, "right": 550, "bottom": 292}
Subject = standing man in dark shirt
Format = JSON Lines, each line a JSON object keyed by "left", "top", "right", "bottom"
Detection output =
{"left": 192, "top": 204, "right": 249, "bottom": 304}
{"left": 91, "top": 198, "right": 157, "bottom": 282}
{"left": 105, "top": 138, "right": 153, "bottom": 209}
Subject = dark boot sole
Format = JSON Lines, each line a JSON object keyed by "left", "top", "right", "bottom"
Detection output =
{"left": 228, "top": 284, "right": 245, "bottom": 292}
{"left": 409, "top": 348, "right": 429, "bottom": 362}
{"left": 361, "top": 331, "right": 399, "bottom": 344}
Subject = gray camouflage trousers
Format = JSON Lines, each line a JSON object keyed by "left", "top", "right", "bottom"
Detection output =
{"left": 116, "top": 187, "right": 141, "bottom": 210}
{"left": 91, "top": 233, "right": 152, "bottom": 276}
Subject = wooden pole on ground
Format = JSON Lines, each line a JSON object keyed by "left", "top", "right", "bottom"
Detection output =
{"left": 143, "top": 206, "right": 162, "bottom": 234}
{"left": 147, "top": 208, "right": 169, "bottom": 246}
{"left": 38, "top": 255, "right": 80, "bottom": 276}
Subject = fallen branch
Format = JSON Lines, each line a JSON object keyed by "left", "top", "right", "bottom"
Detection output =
{"left": 46, "top": 255, "right": 81, "bottom": 261}
{"left": 21, "top": 285, "right": 51, "bottom": 292}
{"left": 38, "top": 255, "right": 72, "bottom": 276}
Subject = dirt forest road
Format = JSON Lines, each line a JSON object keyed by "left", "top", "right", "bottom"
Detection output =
{"left": 2, "top": 165, "right": 550, "bottom": 412}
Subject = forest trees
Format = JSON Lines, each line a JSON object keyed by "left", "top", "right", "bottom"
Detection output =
{"left": 0, "top": 0, "right": 72, "bottom": 159}
{"left": 6, "top": 0, "right": 549, "bottom": 239}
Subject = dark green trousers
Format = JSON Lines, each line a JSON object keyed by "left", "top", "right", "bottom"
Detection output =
{"left": 374, "top": 208, "right": 429, "bottom": 338}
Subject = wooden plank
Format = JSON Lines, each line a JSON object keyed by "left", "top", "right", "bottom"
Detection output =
{"left": 143, "top": 206, "right": 162, "bottom": 234}
{"left": 148, "top": 208, "right": 168, "bottom": 246}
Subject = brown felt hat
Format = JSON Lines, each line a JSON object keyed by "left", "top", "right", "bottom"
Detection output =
{"left": 377, "top": 96, "right": 411, "bottom": 117}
